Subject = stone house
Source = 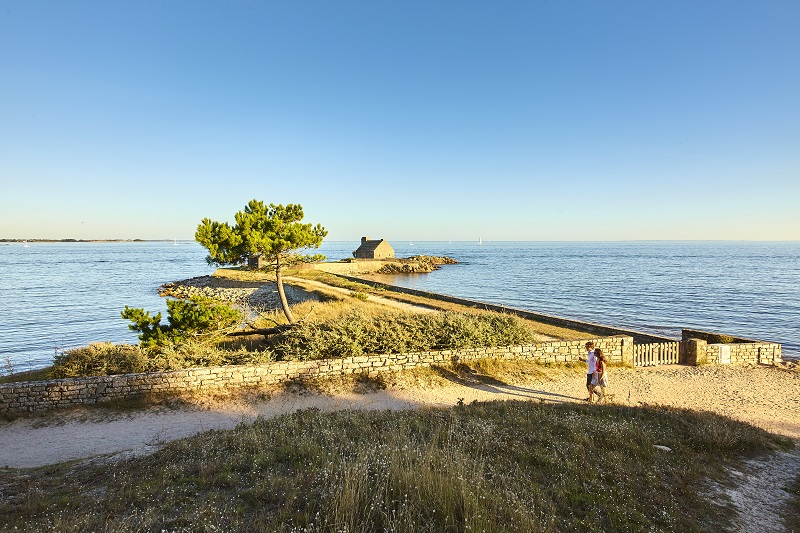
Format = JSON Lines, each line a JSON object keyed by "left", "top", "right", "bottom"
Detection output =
{"left": 353, "top": 237, "right": 394, "bottom": 259}
{"left": 248, "top": 255, "right": 267, "bottom": 269}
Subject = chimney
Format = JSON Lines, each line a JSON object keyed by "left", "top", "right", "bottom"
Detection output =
{"left": 361, "top": 237, "right": 368, "bottom": 243}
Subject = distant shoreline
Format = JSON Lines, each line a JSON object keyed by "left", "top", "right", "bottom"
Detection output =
{"left": 0, "top": 239, "right": 180, "bottom": 243}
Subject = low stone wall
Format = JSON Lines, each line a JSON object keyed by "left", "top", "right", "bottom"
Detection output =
{"left": 313, "top": 260, "right": 393, "bottom": 275}
{"left": 681, "top": 329, "right": 782, "bottom": 365}
{"left": 683, "top": 338, "right": 782, "bottom": 366}
{"left": 0, "top": 336, "right": 632, "bottom": 415}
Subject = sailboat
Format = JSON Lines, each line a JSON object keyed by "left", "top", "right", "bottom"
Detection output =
{"left": 478, "top": 237, "right": 482, "bottom": 245}
{"left": 173, "top": 238, "right": 178, "bottom": 246}
{"left": 23, "top": 240, "right": 29, "bottom": 248}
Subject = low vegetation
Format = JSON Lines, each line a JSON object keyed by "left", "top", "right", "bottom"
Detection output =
{"left": 272, "top": 308, "right": 537, "bottom": 361}
{"left": 47, "top": 304, "right": 538, "bottom": 378}
{"left": 49, "top": 341, "right": 274, "bottom": 378}
{"left": 121, "top": 295, "right": 243, "bottom": 349}
{"left": 788, "top": 475, "right": 800, "bottom": 533}
{"left": 0, "top": 400, "right": 791, "bottom": 532}
{"left": 284, "top": 269, "right": 592, "bottom": 340}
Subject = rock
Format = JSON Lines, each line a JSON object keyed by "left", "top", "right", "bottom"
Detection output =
{"left": 376, "top": 255, "right": 457, "bottom": 274}
{"left": 158, "top": 276, "right": 314, "bottom": 310}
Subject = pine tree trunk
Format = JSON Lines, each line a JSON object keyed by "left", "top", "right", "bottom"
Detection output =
{"left": 275, "top": 254, "right": 296, "bottom": 324}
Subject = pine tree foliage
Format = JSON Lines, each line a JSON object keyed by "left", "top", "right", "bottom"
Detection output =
{"left": 195, "top": 200, "right": 327, "bottom": 268}
{"left": 121, "top": 296, "right": 242, "bottom": 349}
{"left": 195, "top": 200, "right": 327, "bottom": 323}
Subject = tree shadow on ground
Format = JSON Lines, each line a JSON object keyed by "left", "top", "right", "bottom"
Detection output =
{"left": 429, "top": 364, "right": 582, "bottom": 404}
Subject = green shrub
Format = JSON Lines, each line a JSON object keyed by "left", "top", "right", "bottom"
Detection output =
{"left": 272, "top": 310, "right": 537, "bottom": 361}
{"left": 121, "top": 296, "right": 243, "bottom": 349}
{"left": 54, "top": 309, "right": 535, "bottom": 377}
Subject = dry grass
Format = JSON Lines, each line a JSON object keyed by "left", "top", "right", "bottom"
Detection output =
{"left": 788, "top": 474, "right": 800, "bottom": 532}
{"left": 0, "top": 397, "right": 791, "bottom": 532}
{"left": 285, "top": 269, "right": 592, "bottom": 340}
{"left": 192, "top": 267, "right": 594, "bottom": 341}
{"left": 0, "top": 368, "right": 51, "bottom": 384}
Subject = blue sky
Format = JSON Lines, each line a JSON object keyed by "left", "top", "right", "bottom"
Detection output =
{"left": 1, "top": 1, "right": 798, "bottom": 241}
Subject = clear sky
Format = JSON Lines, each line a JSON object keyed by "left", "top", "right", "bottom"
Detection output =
{"left": 1, "top": 1, "right": 798, "bottom": 241}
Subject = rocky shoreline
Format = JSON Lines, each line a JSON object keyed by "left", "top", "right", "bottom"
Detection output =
{"left": 158, "top": 276, "right": 316, "bottom": 310}
{"left": 376, "top": 255, "right": 457, "bottom": 274}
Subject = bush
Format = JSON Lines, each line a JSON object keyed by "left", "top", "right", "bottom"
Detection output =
{"left": 50, "top": 341, "right": 275, "bottom": 378}
{"left": 50, "top": 343, "right": 148, "bottom": 378}
{"left": 121, "top": 296, "right": 243, "bottom": 349}
{"left": 272, "top": 310, "right": 537, "bottom": 361}
{"left": 53, "top": 308, "right": 535, "bottom": 377}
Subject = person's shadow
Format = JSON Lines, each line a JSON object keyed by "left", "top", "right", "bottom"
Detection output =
{"left": 428, "top": 365, "right": 582, "bottom": 404}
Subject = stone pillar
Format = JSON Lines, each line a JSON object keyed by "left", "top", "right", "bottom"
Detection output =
{"left": 619, "top": 336, "right": 634, "bottom": 367}
{"left": 684, "top": 338, "right": 708, "bottom": 365}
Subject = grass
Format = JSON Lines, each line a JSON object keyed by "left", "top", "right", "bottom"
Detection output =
{"left": 0, "top": 367, "right": 51, "bottom": 384}
{"left": 0, "top": 399, "right": 791, "bottom": 532}
{"left": 280, "top": 268, "right": 594, "bottom": 340}
{"left": 787, "top": 472, "right": 800, "bottom": 532}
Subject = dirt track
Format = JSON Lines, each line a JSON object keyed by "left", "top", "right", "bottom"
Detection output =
{"left": 1, "top": 363, "right": 797, "bottom": 469}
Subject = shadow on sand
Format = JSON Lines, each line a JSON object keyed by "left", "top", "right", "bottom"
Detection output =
{"left": 428, "top": 365, "right": 582, "bottom": 404}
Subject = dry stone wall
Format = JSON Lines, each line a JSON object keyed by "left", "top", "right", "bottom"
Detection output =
{"left": 313, "top": 260, "right": 393, "bottom": 275}
{"left": 681, "top": 329, "right": 782, "bottom": 365}
{"left": 1, "top": 336, "right": 631, "bottom": 415}
{"left": 683, "top": 338, "right": 782, "bottom": 365}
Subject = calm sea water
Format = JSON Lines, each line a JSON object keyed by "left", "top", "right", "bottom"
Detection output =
{"left": 1, "top": 240, "right": 797, "bottom": 371}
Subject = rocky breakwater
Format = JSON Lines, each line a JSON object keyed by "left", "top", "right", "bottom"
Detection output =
{"left": 159, "top": 276, "right": 316, "bottom": 309}
{"left": 376, "top": 255, "right": 457, "bottom": 274}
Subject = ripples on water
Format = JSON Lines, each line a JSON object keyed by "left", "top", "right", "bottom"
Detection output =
{"left": 379, "top": 241, "right": 799, "bottom": 360}
{"left": 0, "top": 242, "right": 216, "bottom": 371}
{"left": 0, "top": 240, "right": 797, "bottom": 370}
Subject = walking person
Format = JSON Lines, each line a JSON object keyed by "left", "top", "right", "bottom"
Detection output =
{"left": 579, "top": 341, "right": 596, "bottom": 403}
{"left": 593, "top": 348, "right": 609, "bottom": 403}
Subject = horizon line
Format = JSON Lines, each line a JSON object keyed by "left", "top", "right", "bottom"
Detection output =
{"left": 2, "top": 238, "right": 798, "bottom": 243}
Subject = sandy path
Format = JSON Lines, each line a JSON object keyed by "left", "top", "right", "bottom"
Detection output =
{"left": 1, "top": 363, "right": 797, "bottom": 470}
{"left": 284, "top": 276, "right": 437, "bottom": 313}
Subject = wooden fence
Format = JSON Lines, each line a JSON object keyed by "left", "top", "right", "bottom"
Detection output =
{"left": 633, "top": 342, "right": 681, "bottom": 367}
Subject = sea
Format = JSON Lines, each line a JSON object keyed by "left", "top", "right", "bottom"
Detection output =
{"left": 1, "top": 240, "right": 798, "bottom": 372}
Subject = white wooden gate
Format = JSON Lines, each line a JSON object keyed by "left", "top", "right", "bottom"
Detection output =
{"left": 633, "top": 342, "right": 681, "bottom": 367}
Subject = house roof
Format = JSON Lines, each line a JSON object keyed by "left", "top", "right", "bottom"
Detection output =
{"left": 355, "top": 239, "right": 393, "bottom": 254}
{"left": 356, "top": 239, "right": 387, "bottom": 252}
